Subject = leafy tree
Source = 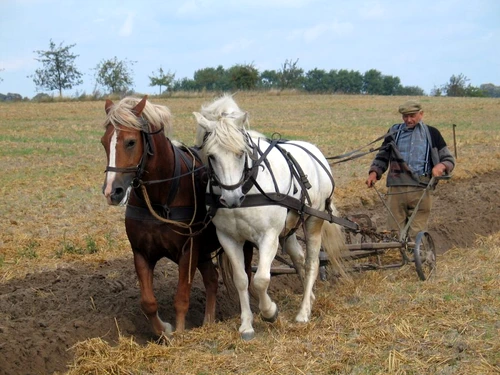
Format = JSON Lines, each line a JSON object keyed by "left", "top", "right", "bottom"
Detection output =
{"left": 193, "top": 66, "right": 228, "bottom": 91}
{"left": 363, "top": 69, "right": 384, "bottom": 94}
{"left": 464, "top": 86, "right": 486, "bottom": 97}
{"left": 430, "top": 85, "right": 443, "bottom": 96}
{"left": 227, "top": 63, "right": 259, "bottom": 90}
{"left": 259, "top": 70, "right": 280, "bottom": 89}
{"left": 335, "top": 69, "right": 363, "bottom": 94}
{"left": 149, "top": 67, "right": 175, "bottom": 95}
{"left": 397, "top": 85, "right": 425, "bottom": 96}
{"left": 172, "top": 77, "right": 198, "bottom": 91}
{"left": 480, "top": 83, "right": 500, "bottom": 98}
{"left": 94, "top": 57, "right": 136, "bottom": 95}
{"left": 304, "top": 69, "right": 330, "bottom": 93}
{"left": 278, "top": 58, "right": 304, "bottom": 90}
{"left": 381, "top": 75, "right": 401, "bottom": 95}
{"left": 443, "top": 73, "right": 468, "bottom": 96}
{"left": 29, "top": 39, "right": 83, "bottom": 97}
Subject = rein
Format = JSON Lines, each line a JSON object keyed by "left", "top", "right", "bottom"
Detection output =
{"left": 326, "top": 129, "right": 398, "bottom": 165}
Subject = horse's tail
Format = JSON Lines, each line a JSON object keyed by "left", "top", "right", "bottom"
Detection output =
{"left": 321, "top": 204, "right": 350, "bottom": 280}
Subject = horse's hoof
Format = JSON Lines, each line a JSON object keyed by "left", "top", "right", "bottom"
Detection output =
{"left": 241, "top": 331, "right": 255, "bottom": 341}
{"left": 156, "top": 324, "right": 174, "bottom": 345}
{"left": 163, "top": 322, "right": 174, "bottom": 335}
{"left": 261, "top": 306, "right": 279, "bottom": 323}
{"left": 295, "top": 313, "right": 309, "bottom": 323}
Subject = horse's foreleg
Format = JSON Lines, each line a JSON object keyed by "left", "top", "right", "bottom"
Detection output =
{"left": 176, "top": 244, "right": 200, "bottom": 332}
{"left": 197, "top": 258, "right": 219, "bottom": 325}
{"left": 133, "top": 252, "right": 173, "bottom": 336}
{"left": 295, "top": 218, "right": 323, "bottom": 323}
{"left": 253, "top": 235, "right": 279, "bottom": 323}
{"left": 217, "top": 234, "right": 254, "bottom": 340}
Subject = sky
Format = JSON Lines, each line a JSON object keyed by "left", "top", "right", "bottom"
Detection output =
{"left": 1, "top": 0, "right": 499, "bottom": 98}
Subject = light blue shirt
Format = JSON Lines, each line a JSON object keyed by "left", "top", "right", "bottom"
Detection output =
{"left": 395, "top": 122, "right": 430, "bottom": 176}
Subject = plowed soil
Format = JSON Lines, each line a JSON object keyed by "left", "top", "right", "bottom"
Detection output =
{"left": 1, "top": 171, "right": 499, "bottom": 375}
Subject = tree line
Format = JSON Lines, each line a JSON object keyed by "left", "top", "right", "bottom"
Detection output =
{"left": 13, "top": 40, "right": 500, "bottom": 98}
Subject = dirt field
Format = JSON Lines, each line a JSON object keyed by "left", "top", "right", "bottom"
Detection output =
{"left": 0, "top": 170, "right": 498, "bottom": 375}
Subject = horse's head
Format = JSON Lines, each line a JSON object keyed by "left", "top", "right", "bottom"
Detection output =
{"left": 100, "top": 96, "right": 171, "bottom": 206}
{"left": 194, "top": 109, "right": 255, "bottom": 208}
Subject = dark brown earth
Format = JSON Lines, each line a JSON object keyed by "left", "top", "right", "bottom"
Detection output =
{"left": 1, "top": 171, "right": 499, "bottom": 375}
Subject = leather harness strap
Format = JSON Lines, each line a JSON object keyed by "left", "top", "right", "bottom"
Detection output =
{"left": 205, "top": 192, "right": 359, "bottom": 231}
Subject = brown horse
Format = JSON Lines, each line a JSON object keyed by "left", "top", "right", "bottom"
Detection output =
{"left": 101, "top": 96, "right": 226, "bottom": 336}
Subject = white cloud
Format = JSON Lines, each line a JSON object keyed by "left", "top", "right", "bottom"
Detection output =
{"left": 289, "top": 21, "right": 353, "bottom": 42}
{"left": 176, "top": 0, "right": 205, "bottom": 16}
{"left": 221, "top": 38, "right": 254, "bottom": 54}
{"left": 0, "top": 57, "right": 35, "bottom": 72}
{"left": 119, "top": 12, "right": 135, "bottom": 37}
{"left": 359, "top": 1, "right": 385, "bottom": 20}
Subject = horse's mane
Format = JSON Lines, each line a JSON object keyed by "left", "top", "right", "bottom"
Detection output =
{"left": 103, "top": 97, "right": 173, "bottom": 137}
{"left": 195, "top": 94, "right": 252, "bottom": 156}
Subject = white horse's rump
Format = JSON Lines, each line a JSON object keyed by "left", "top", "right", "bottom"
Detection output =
{"left": 194, "top": 95, "right": 346, "bottom": 340}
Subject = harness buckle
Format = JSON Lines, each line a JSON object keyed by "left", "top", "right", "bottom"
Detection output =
{"left": 132, "top": 178, "right": 142, "bottom": 189}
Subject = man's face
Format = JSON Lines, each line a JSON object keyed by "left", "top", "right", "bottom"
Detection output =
{"left": 402, "top": 111, "right": 423, "bottom": 128}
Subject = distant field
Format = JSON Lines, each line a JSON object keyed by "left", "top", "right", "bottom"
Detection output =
{"left": 0, "top": 93, "right": 499, "bottom": 275}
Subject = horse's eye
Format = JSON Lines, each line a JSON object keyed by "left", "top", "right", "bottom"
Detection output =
{"left": 125, "top": 139, "right": 136, "bottom": 148}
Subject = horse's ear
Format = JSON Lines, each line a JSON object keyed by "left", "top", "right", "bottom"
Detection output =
{"left": 193, "top": 112, "right": 214, "bottom": 131}
{"left": 234, "top": 112, "right": 249, "bottom": 128}
{"left": 132, "top": 95, "right": 148, "bottom": 116}
{"left": 105, "top": 99, "right": 114, "bottom": 114}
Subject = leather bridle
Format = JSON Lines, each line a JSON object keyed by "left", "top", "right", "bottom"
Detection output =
{"left": 104, "top": 119, "right": 164, "bottom": 187}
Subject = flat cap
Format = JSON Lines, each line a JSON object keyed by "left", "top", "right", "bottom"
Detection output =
{"left": 398, "top": 100, "right": 422, "bottom": 115}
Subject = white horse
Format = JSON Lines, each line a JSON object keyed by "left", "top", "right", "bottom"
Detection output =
{"left": 193, "top": 95, "right": 347, "bottom": 340}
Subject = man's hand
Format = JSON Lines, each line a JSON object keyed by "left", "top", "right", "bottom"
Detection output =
{"left": 432, "top": 163, "right": 447, "bottom": 177}
{"left": 366, "top": 171, "right": 378, "bottom": 188}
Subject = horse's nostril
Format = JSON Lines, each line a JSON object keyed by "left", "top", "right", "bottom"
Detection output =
{"left": 219, "top": 197, "right": 228, "bottom": 207}
{"left": 114, "top": 187, "right": 124, "bottom": 197}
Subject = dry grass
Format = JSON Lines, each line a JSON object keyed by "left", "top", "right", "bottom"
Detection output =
{"left": 1, "top": 94, "right": 498, "bottom": 278}
{"left": 65, "top": 235, "right": 500, "bottom": 375}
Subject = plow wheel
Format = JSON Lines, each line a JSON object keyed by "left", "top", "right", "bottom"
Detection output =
{"left": 413, "top": 231, "right": 436, "bottom": 281}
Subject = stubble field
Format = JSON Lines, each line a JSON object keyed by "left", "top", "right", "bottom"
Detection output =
{"left": 0, "top": 93, "right": 499, "bottom": 375}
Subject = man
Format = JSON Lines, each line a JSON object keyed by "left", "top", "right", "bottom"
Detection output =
{"left": 365, "top": 100, "right": 455, "bottom": 239}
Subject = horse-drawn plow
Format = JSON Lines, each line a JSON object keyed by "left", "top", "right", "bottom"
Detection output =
{"left": 238, "top": 177, "right": 447, "bottom": 284}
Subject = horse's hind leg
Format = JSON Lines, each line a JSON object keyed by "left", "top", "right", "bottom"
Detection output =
{"left": 176, "top": 245, "right": 201, "bottom": 332}
{"left": 133, "top": 252, "right": 173, "bottom": 336}
{"left": 197, "top": 258, "right": 219, "bottom": 325}
{"left": 295, "top": 217, "right": 323, "bottom": 323}
{"left": 282, "top": 212, "right": 306, "bottom": 285}
{"left": 283, "top": 233, "right": 306, "bottom": 287}
{"left": 243, "top": 241, "right": 254, "bottom": 287}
